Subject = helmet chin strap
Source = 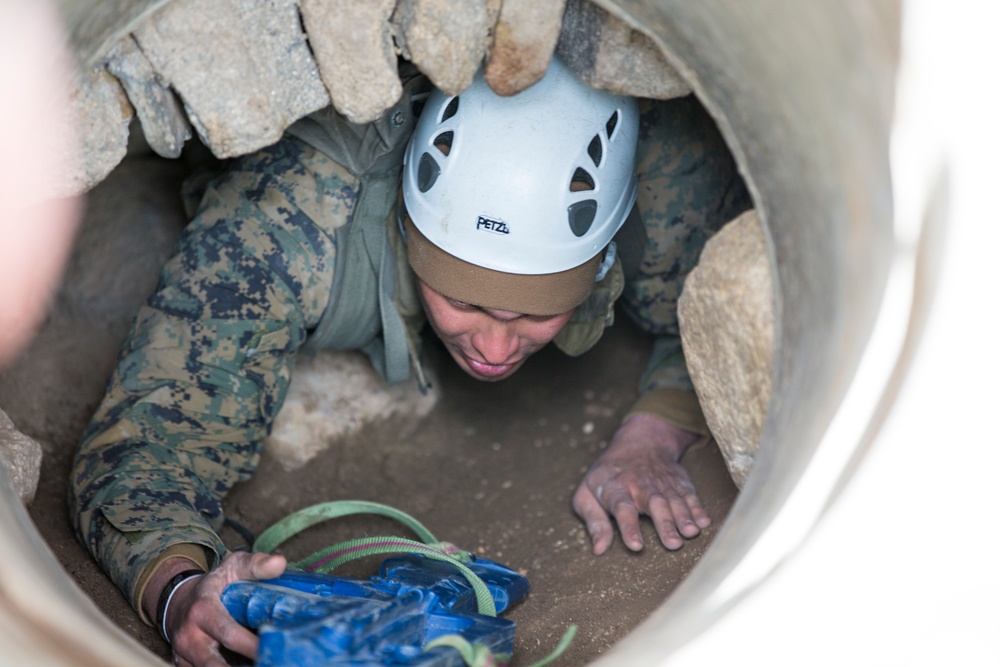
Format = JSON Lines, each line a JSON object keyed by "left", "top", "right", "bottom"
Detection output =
{"left": 594, "top": 241, "right": 617, "bottom": 282}
{"left": 397, "top": 210, "right": 408, "bottom": 242}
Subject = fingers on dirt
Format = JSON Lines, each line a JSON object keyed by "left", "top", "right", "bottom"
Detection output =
{"left": 648, "top": 494, "right": 685, "bottom": 550}
{"left": 678, "top": 486, "right": 712, "bottom": 530}
{"left": 572, "top": 486, "right": 615, "bottom": 555}
{"left": 661, "top": 489, "right": 702, "bottom": 539}
{"left": 611, "top": 500, "right": 643, "bottom": 551}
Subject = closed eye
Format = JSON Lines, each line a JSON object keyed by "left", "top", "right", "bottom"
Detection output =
{"left": 448, "top": 299, "right": 535, "bottom": 323}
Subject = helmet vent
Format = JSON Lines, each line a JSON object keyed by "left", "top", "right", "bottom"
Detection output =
{"left": 568, "top": 199, "right": 598, "bottom": 237}
{"left": 571, "top": 168, "right": 595, "bottom": 191}
{"left": 434, "top": 131, "right": 453, "bottom": 156}
{"left": 441, "top": 96, "right": 460, "bottom": 122}
{"left": 588, "top": 135, "right": 603, "bottom": 167}
{"left": 417, "top": 152, "right": 441, "bottom": 193}
{"left": 606, "top": 110, "right": 619, "bottom": 139}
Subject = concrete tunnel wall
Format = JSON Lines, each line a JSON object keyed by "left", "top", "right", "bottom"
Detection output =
{"left": 0, "top": 0, "right": 898, "bottom": 664}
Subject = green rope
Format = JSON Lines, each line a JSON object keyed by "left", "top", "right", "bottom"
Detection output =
{"left": 253, "top": 500, "right": 577, "bottom": 663}
{"left": 253, "top": 500, "right": 439, "bottom": 553}
{"left": 424, "top": 635, "right": 510, "bottom": 667}
{"left": 253, "top": 500, "right": 496, "bottom": 616}
{"left": 425, "top": 625, "right": 577, "bottom": 667}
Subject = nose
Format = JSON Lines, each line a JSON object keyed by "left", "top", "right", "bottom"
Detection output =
{"left": 470, "top": 321, "right": 519, "bottom": 365}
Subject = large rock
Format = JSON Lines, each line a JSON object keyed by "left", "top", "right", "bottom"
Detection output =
{"left": 132, "top": 0, "right": 329, "bottom": 158}
{"left": 0, "top": 409, "right": 42, "bottom": 505}
{"left": 56, "top": 0, "right": 704, "bottom": 193}
{"left": 265, "top": 351, "right": 438, "bottom": 470}
{"left": 484, "top": 0, "right": 566, "bottom": 96}
{"left": 55, "top": 67, "right": 133, "bottom": 197}
{"left": 105, "top": 35, "right": 191, "bottom": 158}
{"left": 392, "top": 0, "right": 494, "bottom": 94}
{"left": 679, "top": 210, "right": 775, "bottom": 488}
{"left": 557, "top": 0, "right": 690, "bottom": 99}
{"left": 300, "top": 0, "right": 402, "bottom": 124}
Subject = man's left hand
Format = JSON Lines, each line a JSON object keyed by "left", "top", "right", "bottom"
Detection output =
{"left": 573, "top": 412, "right": 711, "bottom": 555}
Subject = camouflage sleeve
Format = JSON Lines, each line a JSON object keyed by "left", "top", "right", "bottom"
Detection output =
{"left": 622, "top": 96, "right": 751, "bottom": 433}
{"left": 70, "top": 136, "right": 360, "bottom": 619}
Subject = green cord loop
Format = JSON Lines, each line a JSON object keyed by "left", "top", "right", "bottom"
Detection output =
{"left": 253, "top": 499, "right": 439, "bottom": 553}
{"left": 425, "top": 625, "right": 577, "bottom": 667}
{"left": 252, "top": 500, "right": 496, "bottom": 616}
{"left": 253, "top": 500, "right": 576, "bottom": 662}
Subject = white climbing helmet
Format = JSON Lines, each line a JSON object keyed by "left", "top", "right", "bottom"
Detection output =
{"left": 402, "top": 56, "right": 639, "bottom": 315}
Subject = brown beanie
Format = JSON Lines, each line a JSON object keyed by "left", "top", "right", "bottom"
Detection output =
{"left": 404, "top": 217, "right": 601, "bottom": 316}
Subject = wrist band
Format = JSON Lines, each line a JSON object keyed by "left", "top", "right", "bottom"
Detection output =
{"left": 157, "top": 569, "right": 205, "bottom": 642}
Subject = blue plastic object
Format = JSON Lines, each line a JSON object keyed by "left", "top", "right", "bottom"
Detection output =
{"left": 222, "top": 554, "right": 529, "bottom": 666}
{"left": 374, "top": 553, "right": 530, "bottom": 614}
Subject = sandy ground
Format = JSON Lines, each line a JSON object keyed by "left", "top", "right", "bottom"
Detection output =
{"left": 0, "top": 155, "right": 738, "bottom": 666}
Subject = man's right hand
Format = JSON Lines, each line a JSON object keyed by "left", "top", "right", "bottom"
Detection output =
{"left": 147, "top": 552, "right": 287, "bottom": 667}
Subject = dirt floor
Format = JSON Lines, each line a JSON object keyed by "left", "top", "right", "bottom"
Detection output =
{"left": 0, "top": 154, "right": 738, "bottom": 666}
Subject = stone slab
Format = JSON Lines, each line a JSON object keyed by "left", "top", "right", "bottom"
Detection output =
{"left": 300, "top": 0, "right": 401, "bottom": 124}
{"left": 106, "top": 35, "right": 191, "bottom": 158}
{"left": 265, "top": 351, "right": 438, "bottom": 471}
{"left": 679, "top": 210, "right": 774, "bottom": 488}
{"left": 57, "top": 67, "right": 133, "bottom": 196}
{"left": 393, "top": 0, "right": 493, "bottom": 94}
{"left": 557, "top": 0, "right": 690, "bottom": 99}
{"left": 0, "top": 409, "right": 42, "bottom": 505}
{"left": 133, "top": 0, "right": 329, "bottom": 158}
{"left": 484, "top": 0, "right": 566, "bottom": 96}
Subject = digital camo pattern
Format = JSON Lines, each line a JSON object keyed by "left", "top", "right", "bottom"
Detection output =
{"left": 70, "top": 95, "right": 750, "bottom": 615}
{"left": 627, "top": 96, "right": 752, "bottom": 394}
{"left": 71, "top": 136, "right": 360, "bottom": 605}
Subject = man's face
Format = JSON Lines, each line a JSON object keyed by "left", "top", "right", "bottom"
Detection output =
{"left": 418, "top": 280, "right": 576, "bottom": 382}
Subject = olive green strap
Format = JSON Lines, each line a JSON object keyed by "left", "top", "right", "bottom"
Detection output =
{"left": 253, "top": 500, "right": 496, "bottom": 616}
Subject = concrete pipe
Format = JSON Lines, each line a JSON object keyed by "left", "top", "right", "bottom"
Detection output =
{"left": 1, "top": 0, "right": 996, "bottom": 665}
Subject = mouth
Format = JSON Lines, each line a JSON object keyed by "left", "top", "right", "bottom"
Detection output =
{"left": 463, "top": 355, "right": 517, "bottom": 379}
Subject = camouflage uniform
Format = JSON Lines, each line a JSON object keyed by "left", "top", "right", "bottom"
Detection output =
{"left": 70, "top": 93, "right": 749, "bottom": 622}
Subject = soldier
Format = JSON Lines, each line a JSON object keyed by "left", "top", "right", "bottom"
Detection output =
{"left": 71, "top": 57, "right": 749, "bottom": 667}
